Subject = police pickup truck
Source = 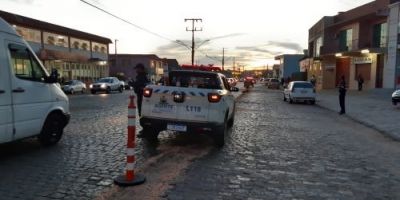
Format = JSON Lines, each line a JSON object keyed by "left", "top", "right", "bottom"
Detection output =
{"left": 140, "top": 70, "right": 239, "bottom": 146}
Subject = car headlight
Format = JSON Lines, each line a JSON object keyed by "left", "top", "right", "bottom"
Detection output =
{"left": 101, "top": 84, "right": 107, "bottom": 88}
{"left": 89, "top": 84, "right": 93, "bottom": 89}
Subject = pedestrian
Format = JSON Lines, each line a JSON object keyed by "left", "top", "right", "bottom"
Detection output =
{"left": 310, "top": 75, "right": 316, "bottom": 88}
{"left": 133, "top": 63, "right": 149, "bottom": 118}
{"left": 357, "top": 74, "right": 364, "bottom": 91}
{"left": 338, "top": 75, "right": 347, "bottom": 115}
{"left": 50, "top": 68, "right": 59, "bottom": 82}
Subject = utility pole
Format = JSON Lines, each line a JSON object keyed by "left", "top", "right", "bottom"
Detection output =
{"left": 114, "top": 39, "right": 118, "bottom": 66}
{"left": 233, "top": 57, "right": 236, "bottom": 76}
{"left": 222, "top": 48, "right": 225, "bottom": 71}
{"left": 185, "top": 18, "right": 202, "bottom": 66}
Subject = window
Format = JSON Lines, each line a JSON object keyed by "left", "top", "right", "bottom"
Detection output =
{"left": 339, "top": 29, "right": 352, "bottom": 51}
{"left": 43, "top": 32, "right": 68, "bottom": 48}
{"left": 71, "top": 38, "right": 90, "bottom": 51}
{"left": 314, "top": 37, "right": 323, "bottom": 57}
{"left": 14, "top": 25, "right": 41, "bottom": 43}
{"left": 9, "top": 44, "right": 46, "bottom": 82}
{"left": 373, "top": 23, "right": 387, "bottom": 48}
{"left": 92, "top": 42, "right": 107, "bottom": 53}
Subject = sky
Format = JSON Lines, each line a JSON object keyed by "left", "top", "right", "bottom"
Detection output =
{"left": 2, "top": 0, "right": 374, "bottom": 70}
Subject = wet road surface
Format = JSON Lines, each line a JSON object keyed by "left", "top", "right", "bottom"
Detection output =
{"left": 165, "top": 86, "right": 400, "bottom": 200}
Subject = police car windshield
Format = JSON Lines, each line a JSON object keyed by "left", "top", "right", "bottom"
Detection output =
{"left": 169, "top": 72, "right": 222, "bottom": 89}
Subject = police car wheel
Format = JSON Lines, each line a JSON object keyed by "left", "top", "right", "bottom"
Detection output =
{"left": 142, "top": 126, "right": 160, "bottom": 139}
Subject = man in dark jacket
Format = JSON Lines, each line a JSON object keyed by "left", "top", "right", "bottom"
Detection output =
{"left": 338, "top": 75, "right": 347, "bottom": 115}
{"left": 133, "top": 63, "right": 149, "bottom": 117}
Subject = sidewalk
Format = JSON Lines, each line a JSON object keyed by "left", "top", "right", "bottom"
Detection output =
{"left": 317, "top": 89, "right": 400, "bottom": 140}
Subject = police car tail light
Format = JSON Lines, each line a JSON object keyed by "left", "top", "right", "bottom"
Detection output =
{"left": 173, "top": 92, "right": 185, "bottom": 103}
{"left": 208, "top": 93, "right": 222, "bottom": 103}
{"left": 143, "top": 88, "right": 153, "bottom": 97}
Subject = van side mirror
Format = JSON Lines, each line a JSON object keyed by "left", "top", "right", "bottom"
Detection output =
{"left": 230, "top": 87, "right": 239, "bottom": 92}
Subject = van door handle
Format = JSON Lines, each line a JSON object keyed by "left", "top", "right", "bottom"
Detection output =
{"left": 12, "top": 88, "right": 25, "bottom": 93}
{"left": 0, "top": 90, "right": 4, "bottom": 94}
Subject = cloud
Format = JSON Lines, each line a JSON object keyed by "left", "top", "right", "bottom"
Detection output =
{"left": 208, "top": 33, "right": 245, "bottom": 40}
{"left": 7, "top": 0, "right": 35, "bottom": 4}
{"left": 265, "top": 41, "right": 303, "bottom": 52}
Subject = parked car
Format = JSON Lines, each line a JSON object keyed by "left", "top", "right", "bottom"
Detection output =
{"left": 90, "top": 77, "right": 123, "bottom": 94}
{"left": 267, "top": 78, "right": 280, "bottom": 89}
{"left": 392, "top": 89, "right": 400, "bottom": 105}
{"left": 0, "top": 17, "right": 70, "bottom": 145}
{"left": 283, "top": 81, "right": 316, "bottom": 104}
{"left": 62, "top": 80, "right": 86, "bottom": 94}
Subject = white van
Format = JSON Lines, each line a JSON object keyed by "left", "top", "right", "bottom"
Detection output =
{"left": 0, "top": 18, "right": 70, "bottom": 145}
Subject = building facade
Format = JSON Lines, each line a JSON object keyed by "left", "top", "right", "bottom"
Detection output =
{"left": 306, "top": 0, "right": 400, "bottom": 90}
{"left": 0, "top": 10, "right": 112, "bottom": 84}
{"left": 109, "top": 54, "right": 167, "bottom": 83}
{"left": 274, "top": 54, "right": 304, "bottom": 80}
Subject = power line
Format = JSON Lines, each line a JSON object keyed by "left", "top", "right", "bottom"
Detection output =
{"left": 80, "top": 0, "right": 181, "bottom": 46}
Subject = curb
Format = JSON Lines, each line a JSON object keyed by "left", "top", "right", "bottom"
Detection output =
{"left": 315, "top": 103, "right": 400, "bottom": 142}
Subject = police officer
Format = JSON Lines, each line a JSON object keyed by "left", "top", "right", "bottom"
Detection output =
{"left": 133, "top": 63, "right": 149, "bottom": 117}
{"left": 338, "top": 75, "right": 347, "bottom": 115}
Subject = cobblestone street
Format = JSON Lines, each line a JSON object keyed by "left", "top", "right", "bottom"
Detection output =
{"left": 0, "top": 92, "right": 150, "bottom": 200}
{"left": 165, "top": 86, "right": 400, "bottom": 200}
{"left": 2, "top": 86, "right": 400, "bottom": 200}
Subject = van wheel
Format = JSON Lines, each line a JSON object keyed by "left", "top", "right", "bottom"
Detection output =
{"left": 119, "top": 86, "right": 123, "bottom": 93}
{"left": 81, "top": 88, "right": 85, "bottom": 94}
{"left": 289, "top": 96, "right": 293, "bottom": 104}
{"left": 70, "top": 89, "right": 74, "bottom": 95}
{"left": 310, "top": 100, "right": 316, "bottom": 105}
{"left": 106, "top": 87, "right": 111, "bottom": 94}
{"left": 91, "top": 90, "right": 96, "bottom": 94}
{"left": 38, "top": 113, "right": 65, "bottom": 146}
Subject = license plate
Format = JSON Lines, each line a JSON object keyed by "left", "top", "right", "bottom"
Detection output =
{"left": 167, "top": 124, "right": 187, "bottom": 132}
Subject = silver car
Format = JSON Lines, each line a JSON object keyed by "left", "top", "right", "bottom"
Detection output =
{"left": 62, "top": 80, "right": 86, "bottom": 94}
{"left": 392, "top": 89, "right": 400, "bottom": 105}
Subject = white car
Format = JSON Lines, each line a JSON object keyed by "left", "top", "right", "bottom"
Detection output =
{"left": 90, "top": 77, "right": 123, "bottom": 94}
{"left": 392, "top": 89, "right": 400, "bottom": 105}
{"left": 0, "top": 17, "right": 70, "bottom": 145}
{"left": 140, "top": 70, "right": 239, "bottom": 146}
{"left": 283, "top": 81, "right": 316, "bottom": 104}
{"left": 62, "top": 80, "right": 86, "bottom": 94}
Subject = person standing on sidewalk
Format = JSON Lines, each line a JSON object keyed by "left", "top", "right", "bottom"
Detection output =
{"left": 357, "top": 74, "right": 364, "bottom": 91}
{"left": 133, "top": 63, "right": 149, "bottom": 117}
{"left": 310, "top": 75, "right": 316, "bottom": 88}
{"left": 338, "top": 75, "right": 347, "bottom": 115}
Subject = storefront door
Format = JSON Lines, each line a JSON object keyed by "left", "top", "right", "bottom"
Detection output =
{"left": 336, "top": 57, "right": 350, "bottom": 86}
{"left": 375, "top": 54, "right": 384, "bottom": 88}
